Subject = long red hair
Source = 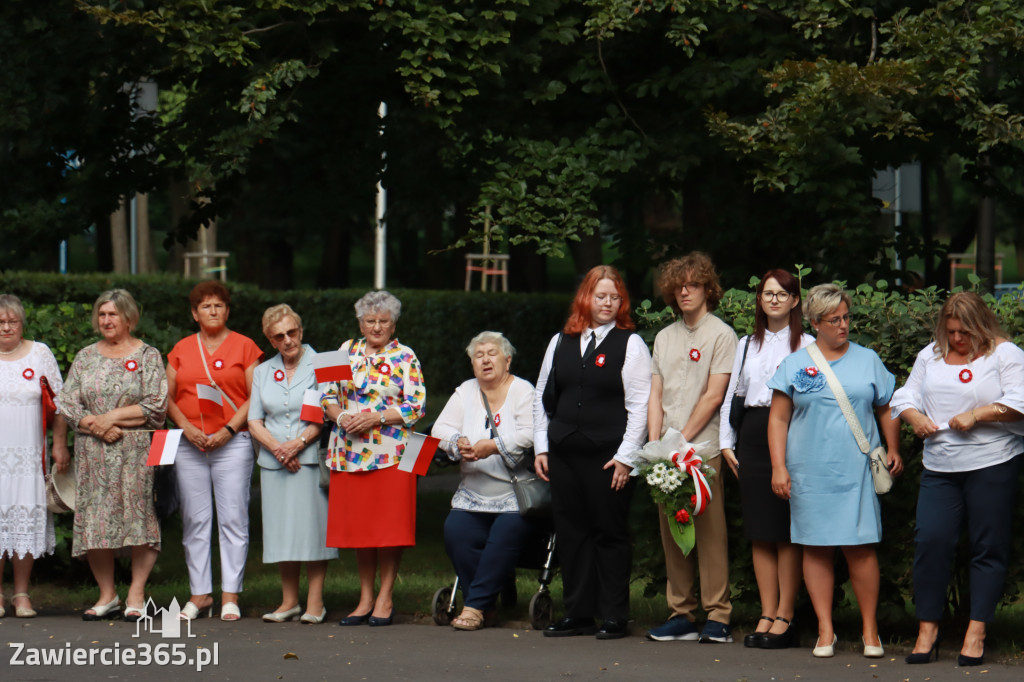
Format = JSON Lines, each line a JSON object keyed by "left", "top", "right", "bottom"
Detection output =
{"left": 563, "top": 265, "right": 635, "bottom": 334}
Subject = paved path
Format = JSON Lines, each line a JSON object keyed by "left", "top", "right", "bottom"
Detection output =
{"left": 2, "top": 613, "right": 1019, "bottom": 681}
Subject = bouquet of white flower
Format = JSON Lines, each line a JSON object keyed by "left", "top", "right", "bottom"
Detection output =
{"left": 632, "top": 429, "right": 717, "bottom": 556}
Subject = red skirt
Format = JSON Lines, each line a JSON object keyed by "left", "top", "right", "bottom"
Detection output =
{"left": 326, "top": 466, "right": 416, "bottom": 548}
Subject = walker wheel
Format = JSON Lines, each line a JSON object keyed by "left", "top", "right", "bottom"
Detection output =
{"left": 431, "top": 585, "right": 459, "bottom": 626}
{"left": 528, "top": 591, "right": 554, "bottom": 631}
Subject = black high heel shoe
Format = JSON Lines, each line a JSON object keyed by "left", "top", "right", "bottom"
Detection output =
{"left": 957, "top": 650, "right": 984, "bottom": 667}
{"left": 760, "top": 617, "right": 798, "bottom": 650}
{"left": 744, "top": 616, "right": 774, "bottom": 648}
{"left": 905, "top": 634, "right": 941, "bottom": 664}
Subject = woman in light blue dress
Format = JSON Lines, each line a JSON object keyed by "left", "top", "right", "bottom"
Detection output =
{"left": 248, "top": 304, "right": 337, "bottom": 624}
{"left": 766, "top": 284, "right": 902, "bottom": 659}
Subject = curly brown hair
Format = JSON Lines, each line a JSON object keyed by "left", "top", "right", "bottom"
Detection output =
{"left": 656, "top": 252, "right": 724, "bottom": 313}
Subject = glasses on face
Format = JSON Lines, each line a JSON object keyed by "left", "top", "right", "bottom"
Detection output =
{"left": 0, "top": 319, "right": 21, "bottom": 329}
{"left": 594, "top": 294, "right": 622, "bottom": 304}
{"left": 679, "top": 282, "right": 703, "bottom": 293}
{"left": 823, "top": 314, "right": 851, "bottom": 327}
{"left": 761, "top": 290, "right": 791, "bottom": 303}
{"left": 362, "top": 317, "right": 393, "bottom": 329}
{"left": 270, "top": 328, "right": 301, "bottom": 344}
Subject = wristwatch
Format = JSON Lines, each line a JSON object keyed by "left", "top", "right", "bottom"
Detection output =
{"left": 299, "top": 435, "right": 308, "bottom": 445}
{"left": 379, "top": 413, "right": 387, "bottom": 425}
{"left": 995, "top": 404, "right": 1008, "bottom": 416}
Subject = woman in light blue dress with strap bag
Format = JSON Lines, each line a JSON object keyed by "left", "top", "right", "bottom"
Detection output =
{"left": 248, "top": 304, "right": 337, "bottom": 624}
{"left": 766, "top": 284, "right": 903, "bottom": 660}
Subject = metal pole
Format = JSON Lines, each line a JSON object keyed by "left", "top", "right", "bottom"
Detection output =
{"left": 59, "top": 240, "right": 68, "bottom": 274}
{"left": 374, "top": 102, "right": 387, "bottom": 290}
{"left": 130, "top": 194, "right": 138, "bottom": 275}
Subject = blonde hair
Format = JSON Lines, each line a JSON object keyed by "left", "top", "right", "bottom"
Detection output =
{"left": 262, "top": 303, "right": 303, "bottom": 338}
{"left": 0, "top": 294, "right": 26, "bottom": 328}
{"left": 933, "top": 292, "right": 1003, "bottom": 358}
{"left": 92, "top": 289, "right": 140, "bottom": 333}
{"left": 803, "top": 283, "right": 852, "bottom": 324}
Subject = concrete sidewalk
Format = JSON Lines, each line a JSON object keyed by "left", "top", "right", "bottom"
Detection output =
{"left": 1, "top": 612, "right": 1019, "bottom": 681}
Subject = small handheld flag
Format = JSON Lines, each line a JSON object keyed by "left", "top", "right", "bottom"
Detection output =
{"left": 147, "top": 430, "right": 183, "bottom": 466}
{"left": 300, "top": 389, "right": 324, "bottom": 423}
{"left": 197, "top": 384, "right": 223, "bottom": 417}
{"left": 312, "top": 350, "right": 353, "bottom": 383}
{"left": 397, "top": 432, "right": 439, "bottom": 477}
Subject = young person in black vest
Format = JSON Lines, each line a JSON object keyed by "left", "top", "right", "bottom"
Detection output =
{"left": 533, "top": 265, "right": 652, "bottom": 639}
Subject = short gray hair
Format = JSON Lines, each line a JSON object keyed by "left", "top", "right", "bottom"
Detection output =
{"left": 92, "top": 289, "right": 140, "bottom": 333}
{"left": 354, "top": 290, "right": 401, "bottom": 322}
{"left": 803, "top": 283, "right": 852, "bottom": 324}
{"left": 0, "top": 294, "right": 26, "bottom": 328}
{"left": 465, "top": 331, "right": 515, "bottom": 360}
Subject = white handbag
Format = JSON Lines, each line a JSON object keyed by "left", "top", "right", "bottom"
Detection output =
{"left": 806, "top": 344, "right": 893, "bottom": 495}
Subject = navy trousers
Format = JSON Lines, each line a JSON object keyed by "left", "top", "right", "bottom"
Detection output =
{"left": 444, "top": 509, "right": 536, "bottom": 611}
{"left": 912, "top": 454, "right": 1021, "bottom": 622}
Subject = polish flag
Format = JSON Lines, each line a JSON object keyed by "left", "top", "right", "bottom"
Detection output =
{"left": 147, "top": 430, "right": 183, "bottom": 466}
{"left": 312, "top": 350, "right": 352, "bottom": 383}
{"left": 397, "top": 432, "right": 439, "bottom": 476}
{"left": 197, "top": 384, "right": 223, "bottom": 417}
{"left": 300, "top": 389, "right": 323, "bottom": 423}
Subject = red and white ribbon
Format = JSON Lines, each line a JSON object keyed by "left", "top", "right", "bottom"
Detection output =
{"left": 671, "top": 447, "right": 712, "bottom": 516}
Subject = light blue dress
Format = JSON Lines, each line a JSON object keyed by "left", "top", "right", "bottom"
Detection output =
{"left": 767, "top": 343, "right": 895, "bottom": 546}
{"left": 250, "top": 345, "right": 338, "bottom": 563}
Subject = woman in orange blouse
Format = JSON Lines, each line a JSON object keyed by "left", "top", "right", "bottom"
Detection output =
{"left": 166, "top": 281, "right": 263, "bottom": 621}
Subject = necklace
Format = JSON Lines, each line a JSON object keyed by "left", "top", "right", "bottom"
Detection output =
{"left": 0, "top": 340, "right": 23, "bottom": 356}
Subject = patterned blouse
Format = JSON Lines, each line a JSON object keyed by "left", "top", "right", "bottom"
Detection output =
{"left": 322, "top": 337, "right": 426, "bottom": 472}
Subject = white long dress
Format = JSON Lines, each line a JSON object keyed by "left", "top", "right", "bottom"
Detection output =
{"left": 0, "top": 341, "right": 62, "bottom": 559}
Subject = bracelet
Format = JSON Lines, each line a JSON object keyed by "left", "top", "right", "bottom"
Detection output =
{"left": 336, "top": 413, "right": 344, "bottom": 429}
{"left": 223, "top": 424, "right": 236, "bottom": 436}
{"left": 970, "top": 409, "right": 977, "bottom": 423}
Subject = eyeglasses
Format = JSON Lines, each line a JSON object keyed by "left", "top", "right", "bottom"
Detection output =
{"left": 0, "top": 319, "right": 21, "bottom": 329}
{"left": 761, "top": 290, "right": 791, "bottom": 303}
{"left": 823, "top": 314, "right": 851, "bottom": 327}
{"left": 679, "top": 282, "right": 703, "bottom": 292}
{"left": 594, "top": 294, "right": 622, "bottom": 304}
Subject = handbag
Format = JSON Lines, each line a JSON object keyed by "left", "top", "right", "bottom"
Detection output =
{"left": 40, "top": 376, "right": 76, "bottom": 514}
{"left": 806, "top": 344, "right": 893, "bottom": 495}
{"left": 728, "top": 336, "right": 752, "bottom": 432}
{"left": 480, "top": 389, "right": 551, "bottom": 518}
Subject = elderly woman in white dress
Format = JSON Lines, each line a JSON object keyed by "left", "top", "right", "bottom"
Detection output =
{"left": 431, "top": 332, "right": 535, "bottom": 630}
{"left": 0, "top": 294, "right": 70, "bottom": 619}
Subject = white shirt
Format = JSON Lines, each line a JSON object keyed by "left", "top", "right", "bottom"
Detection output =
{"left": 890, "top": 341, "right": 1024, "bottom": 472}
{"left": 532, "top": 322, "right": 652, "bottom": 468}
{"left": 719, "top": 328, "right": 814, "bottom": 450}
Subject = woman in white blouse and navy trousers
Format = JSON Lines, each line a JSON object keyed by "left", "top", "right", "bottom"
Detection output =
{"left": 892, "top": 292, "right": 1024, "bottom": 667}
{"left": 720, "top": 269, "right": 813, "bottom": 649}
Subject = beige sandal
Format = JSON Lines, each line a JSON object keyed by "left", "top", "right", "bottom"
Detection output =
{"left": 451, "top": 607, "right": 486, "bottom": 631}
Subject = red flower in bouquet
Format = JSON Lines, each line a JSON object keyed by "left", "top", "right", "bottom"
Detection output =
{"left": 675, "top": 509, "right": 690, "bottom": 524}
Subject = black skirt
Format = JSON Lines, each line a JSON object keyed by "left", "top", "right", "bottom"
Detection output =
{"left": 736, "top": 406, "right": 791, "bottom": 543}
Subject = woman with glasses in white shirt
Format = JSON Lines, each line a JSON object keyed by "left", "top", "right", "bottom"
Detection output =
{"left": 720, "top": 270, "right": 814, "bottom": 650}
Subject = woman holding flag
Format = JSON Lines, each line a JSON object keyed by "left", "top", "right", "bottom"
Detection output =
{"left": 60, "top": 289, "right": 167, "bottom": 621}
{"left": 322, "top": 290, "right": 426, "bottom": 627}
{"left": 166, "top": 281, "right": 263, "bottom": 621}
{"left": 248, "top": 304, "right": 336, "bottom": 624}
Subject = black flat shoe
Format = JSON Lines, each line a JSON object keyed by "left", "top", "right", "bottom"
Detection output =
{"left": 905, "top": 635, "right": 941, "bottom": 664}
{"left": 368, "top": 610, "right": 394, "bottom": 627}
{"left": 595, "top": 619, "right": 629, "bottom": 640}
{"left": 760, "top": 617, "right": 798, "bottom": 650}
{"left": 543, "top": 616, "right": 597, "bottom": 637}
{"left": 744, "top": 616, "right": 774, "bottom": 648}
{"left": 338, "top": 612, "right": 371, "bottom": 626}
{"left": 958, "top": 651, "right": 984, "bottom": 667}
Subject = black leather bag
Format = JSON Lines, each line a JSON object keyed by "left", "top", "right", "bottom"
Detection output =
{"left": 481, "top": 389, "right": 551, "bottom": 518}
{"left": 728, "top": 336, "right": 752, "bottom": 432}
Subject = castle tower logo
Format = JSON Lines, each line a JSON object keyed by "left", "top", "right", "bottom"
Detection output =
{"left": 133, "top": 598, "right": 196, "bottom": 639}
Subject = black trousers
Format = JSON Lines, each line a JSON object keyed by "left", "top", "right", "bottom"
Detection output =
{"left": 549, "top": 431, "right": 635, "bottom": 621}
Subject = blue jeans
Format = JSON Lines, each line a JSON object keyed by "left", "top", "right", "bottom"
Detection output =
{"left": 912, "top": 455, "right": 1021, "bottom": 622}
{"left": 443, "top": 509, "right": 536, "bottom": 611}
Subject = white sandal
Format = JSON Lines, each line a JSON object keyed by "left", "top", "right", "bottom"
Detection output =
{"left": 221, "top": 602, "right": 241, "bottom": 621}
{"left": 179, "top": 601, "right": 213, "bottom": 621}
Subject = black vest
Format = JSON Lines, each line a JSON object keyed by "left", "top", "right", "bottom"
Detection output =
{"left": 548, "top": 327, "right": 631, "bottom": 451}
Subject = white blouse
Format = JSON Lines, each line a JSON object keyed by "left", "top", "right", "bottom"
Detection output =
{"left": 431, "top": 376, "right": 535, "bottom": 512}
{"left": 719, "top": 328, "right": 814, "bottom": 450}
{"left": 890, "top": 341, "right": 1024, "bottom": 473}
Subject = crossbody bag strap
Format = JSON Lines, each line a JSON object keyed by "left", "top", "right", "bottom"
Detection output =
{"left": 736, "top": 335, "right": 752, "bottom": 394}
{"left": 479, "top": 388, "right": 520, "bottom": 475}
{"left": 196, "top": 334, "right": 239, "bottom": 412}
{"left": 806, "top": 343, "right": 871, "bottom": 455}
